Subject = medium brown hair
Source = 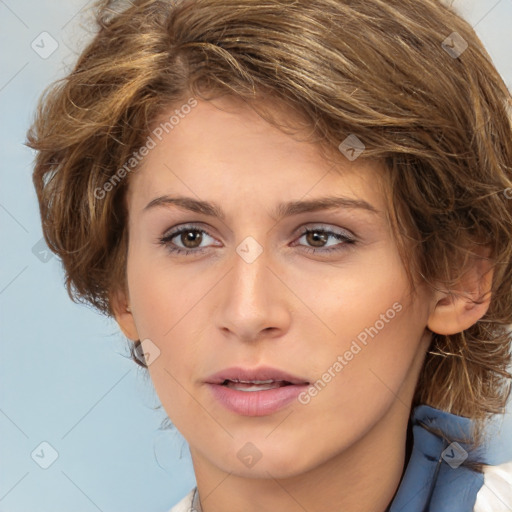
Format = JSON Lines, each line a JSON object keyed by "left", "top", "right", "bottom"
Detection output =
{"left": 26, "top": 0, "right": 512, "bottom": 447}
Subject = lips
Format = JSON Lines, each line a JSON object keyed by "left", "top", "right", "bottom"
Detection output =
{"left": 205, "top": 366, "right": 311, "bottom": 416}
{"left": 205, "top": 366, "right": 310, "bottom": 386}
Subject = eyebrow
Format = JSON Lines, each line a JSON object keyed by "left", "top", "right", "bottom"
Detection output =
{"left": 143, "top": 194, "right": 379, "bottom": 220}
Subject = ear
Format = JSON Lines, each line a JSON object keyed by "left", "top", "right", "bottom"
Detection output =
{"left": 427, "top": 247, "right": 493, "bottom": 335}
{"left": 110, "top": 289, "right": 140, "bottom": 341}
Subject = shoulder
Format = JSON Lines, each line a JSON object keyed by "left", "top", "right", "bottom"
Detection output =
{"left": 167, "top": 488, "right": 196, "bottom": 512}
{"left": 474, "top": 461, "right": 512, "bottom": 512}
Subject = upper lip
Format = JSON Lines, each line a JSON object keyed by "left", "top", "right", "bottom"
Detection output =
{"left": 205, "top": 366, "right": 310, "bottom": 385}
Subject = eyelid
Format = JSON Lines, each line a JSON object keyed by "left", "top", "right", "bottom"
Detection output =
{"left": 293, "top": 223, "right": 355, "bottom": 239}
{"left": 159, "top": 221, "right": 214, "bottom": 239}
{"left": 160, "top": 223, "right": 355, "bottom": 242}
{"left": 158, "top": 222, "right": 357, "bottom": 255}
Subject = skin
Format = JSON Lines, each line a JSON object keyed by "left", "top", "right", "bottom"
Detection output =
{"left": 113, "top": 96, "right": 492, "bottom": 512}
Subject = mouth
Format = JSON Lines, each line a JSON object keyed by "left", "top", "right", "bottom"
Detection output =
{"left": 205, "top": 367, "right": 310, "bottom": 416}
{"left": 220, "top": 379, "right": 298, "bottom": 392}
{"left": 205, "top": 366, "right": 310, "bottom": 387}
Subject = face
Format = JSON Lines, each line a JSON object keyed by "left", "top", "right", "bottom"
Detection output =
{"left": 118, "top": 96, "right": 434, "bottom": 479}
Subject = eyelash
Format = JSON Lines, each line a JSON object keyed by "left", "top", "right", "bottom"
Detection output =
{"left": 158, "top": 224, "right": 356, "bottom": 256}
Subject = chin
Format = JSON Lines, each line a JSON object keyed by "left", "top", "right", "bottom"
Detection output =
{"left": 212, "top": 440, "right": 319, "bottom": 479}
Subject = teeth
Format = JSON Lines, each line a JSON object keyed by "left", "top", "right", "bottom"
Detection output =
{"left": 237, "top": 379, "right": 274, "bottom": 384}
{"left": 224, "top": 379, "right": 287, "bottom": 392}
{"left": 228, "top": 383, "right": 281, "bottom": 392}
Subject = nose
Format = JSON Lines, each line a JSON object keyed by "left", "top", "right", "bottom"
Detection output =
{"left": 215, "top": 240, "right": 292, "bottom": 343}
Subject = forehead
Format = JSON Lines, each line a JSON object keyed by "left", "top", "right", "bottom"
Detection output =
{"left": 126, "top": 97, "right": 388, "bottom": 216}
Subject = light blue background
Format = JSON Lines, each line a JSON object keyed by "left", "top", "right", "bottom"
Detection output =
{"left": 1, "top": 1, "right": 511, "bottom": 511}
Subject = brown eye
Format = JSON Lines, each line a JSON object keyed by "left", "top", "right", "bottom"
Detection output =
{"left": 304, "top": 230, "right": 329, "bottom": 247}
{"left": 158, "top": 225, "right": 220, "bottom": 255}
{"left": 180, "top": 230, "right": 203, "bottom": 249}
{"left": 294, "top": 226, "right": 356, "bottom": 254}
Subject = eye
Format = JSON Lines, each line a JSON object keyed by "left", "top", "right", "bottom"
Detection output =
{"left": 293, "top": 226, "right": 356, "bottom": 254}
{"left": 157, "top": 223, "right": 356, "bottom": 257}
{"left": 158, "top": 224, "right": 220, "bottom": 256}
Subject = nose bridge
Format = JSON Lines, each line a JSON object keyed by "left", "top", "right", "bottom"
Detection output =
{"left": 232, "top": 236, "right": 273, "bottom": 313}
{"left": 217, "top": 234, "right": 290, "bottom": 339}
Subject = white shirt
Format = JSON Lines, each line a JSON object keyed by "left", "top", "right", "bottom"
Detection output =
{"left": 473, "top": 462, "right": 512, "bottom": 512}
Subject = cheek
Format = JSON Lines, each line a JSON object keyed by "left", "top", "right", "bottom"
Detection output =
{"left": 126, "top": 240, "right": 187, "bottom": 337}
{"left": 295, "top": 305, "right": 427, "bottom": 458}
{"left": 292, "top": 251, "right": 426, "bottom": 411}
{"left": 126, "top": 249, "right": 208, "bottom": 389}
{"left": 290, "top": 243, "right": 413, "bottom": 348}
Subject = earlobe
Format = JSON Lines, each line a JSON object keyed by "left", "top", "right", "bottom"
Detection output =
{"left": 110, "top": 290, "right": 140, "bottom": 341}
{"left": 427, "top": 250, "right": 493, "bottom": 336}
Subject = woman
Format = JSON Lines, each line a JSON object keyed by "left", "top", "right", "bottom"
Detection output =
{"left": 27, "top": 0, "right": 512, "bottom": 510}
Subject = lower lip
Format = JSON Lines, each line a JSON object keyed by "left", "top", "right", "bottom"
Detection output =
{"left": 206, "top": 383, "right": 309, "bottom": 416}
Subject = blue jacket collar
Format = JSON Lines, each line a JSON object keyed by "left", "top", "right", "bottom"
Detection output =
{"left": 390, "top": 404, "right": 486, "bottom": 512}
